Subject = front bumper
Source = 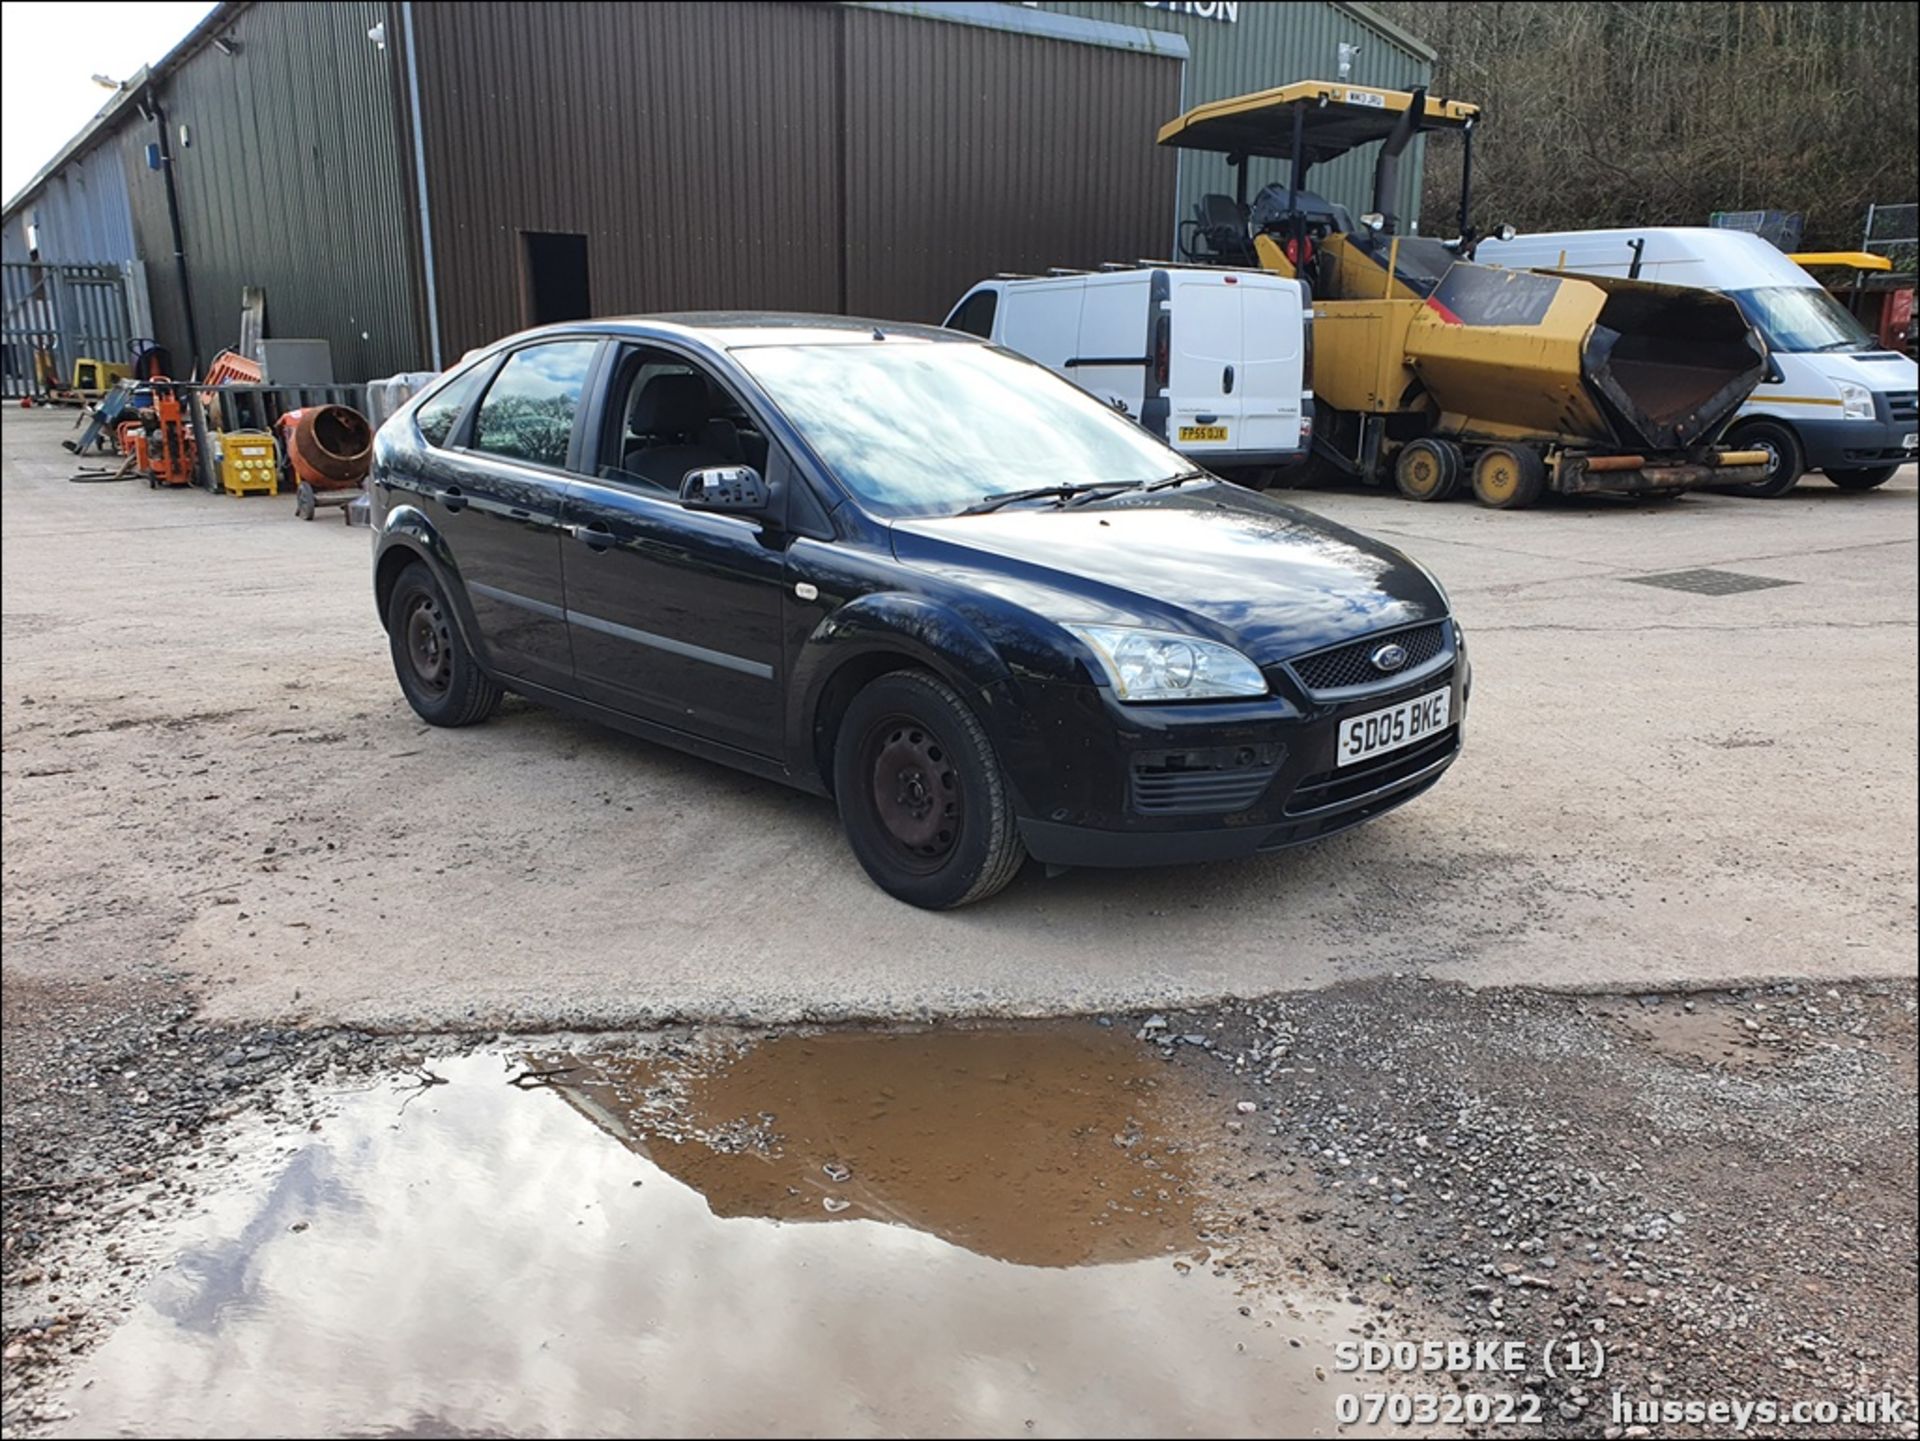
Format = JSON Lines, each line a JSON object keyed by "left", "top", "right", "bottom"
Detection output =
{"left": 1792, "top": 413, "right": 1918, "bottom": 471}
{"left": 999, "top": 631, "right": 1470, "bottom": 869}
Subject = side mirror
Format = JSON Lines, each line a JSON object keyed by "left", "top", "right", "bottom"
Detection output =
{"left": 680, "top": 465, "right": 770, "bottom": 515}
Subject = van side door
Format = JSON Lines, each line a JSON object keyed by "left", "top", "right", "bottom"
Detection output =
{"left": 1068, "top": 274, "right": 1156, "bottom": 426}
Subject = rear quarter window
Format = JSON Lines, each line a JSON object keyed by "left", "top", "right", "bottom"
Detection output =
{"left": 413, "top": 366, "right": 486, "bottom": 448}
{"left": 947, "top": 289, "right": 998, "bottom": 338}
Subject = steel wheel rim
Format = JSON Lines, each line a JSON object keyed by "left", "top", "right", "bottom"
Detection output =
{"left": 1404, "top": 449, "right": 1441, "bottom": 496}
{"left": 863, "top": 714, "right": 962, "bottom": 871}
{"left": 1479, "top": 455, "right": 1518, "bottom": 502}
{"left": 404, "top": 594, "right": 453, "bottom": 696}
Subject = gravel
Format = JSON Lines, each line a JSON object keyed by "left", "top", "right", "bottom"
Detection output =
{"left": 1151, "top": 976, "right": 1919, "bottom": 1439}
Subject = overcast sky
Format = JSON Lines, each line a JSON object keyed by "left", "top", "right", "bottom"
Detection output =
{"left": 2, "top": 1, "right": 216, "bottom": 201}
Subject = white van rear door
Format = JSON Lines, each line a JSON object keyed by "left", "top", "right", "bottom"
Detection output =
{"left": 1237, "top": 279, "right": 1304, "bottom": 455}
{"left": 1166, "top": 272, "right": 1245, "bottom": 455}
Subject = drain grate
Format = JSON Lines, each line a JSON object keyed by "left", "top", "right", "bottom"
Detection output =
{"left": 1624, "top": 568, "right": 1798, "bottom": 596}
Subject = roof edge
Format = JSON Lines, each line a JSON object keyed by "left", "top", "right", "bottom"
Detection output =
{"left": 1332, "top": 1, "right": 1438, "bottom": 63}
{"left": 2, "top": 1, "right": 245, "bottom": 223}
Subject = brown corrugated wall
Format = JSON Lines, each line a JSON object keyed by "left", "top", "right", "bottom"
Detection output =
{"left": 842, "top": 8, "right": 1179, "bottom": 321}
{"left": 414, "top": 3, "right": 1180, "bottom": 355}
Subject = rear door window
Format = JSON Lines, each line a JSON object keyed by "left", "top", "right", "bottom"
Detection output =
{"left": 468, "top": 340, "right": 599, "bottom": 469}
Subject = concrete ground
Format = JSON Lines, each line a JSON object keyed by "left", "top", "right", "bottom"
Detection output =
{"left": 3, "top": 406, "right": 1914, "bottom": 1029}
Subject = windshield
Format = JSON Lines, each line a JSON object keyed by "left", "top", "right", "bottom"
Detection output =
{"left": 730, "top": 341, "right": 1188, "bottom": 518}
{"left": 1730, "top": 285, "right": 1874, "bottom": 354}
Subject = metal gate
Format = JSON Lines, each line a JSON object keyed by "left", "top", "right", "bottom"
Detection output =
{"left": 1, "top": 261, "right": 139, "bottom": 399}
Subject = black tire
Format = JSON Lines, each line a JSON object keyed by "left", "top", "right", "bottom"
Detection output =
{"left": 1394, "top": 438, "right": 1462, "bottom": 501}
{"left": 1826, "top": 464, "right": 1900, "bottom": 491}
{"left": 295, "top": 481, "right": 317, "bottom": 521}
{"left": 833, "top": 670, "right": 1025, "bottom": 909}
{"left": 1718, "top": 419, "right": 1804, "bottom": 498}
{"left": 385, "top": 562, "right": 502, "bottom": 727}
{"left": 1470, "top": 445, "right": 1547, "bottom": 509}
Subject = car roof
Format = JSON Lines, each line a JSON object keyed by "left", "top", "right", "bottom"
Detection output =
{"left": 501, "top": 313, "right": 971, "bottom": 352}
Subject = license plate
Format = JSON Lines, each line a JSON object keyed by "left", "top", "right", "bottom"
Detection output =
{"left": 1337, "top": 687, "right": 1451, "bottom": 767}
{"left": 1178, "top": 424, "right": 1229, "bottom": 443}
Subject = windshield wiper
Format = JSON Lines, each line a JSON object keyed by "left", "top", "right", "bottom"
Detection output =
{"left": 1063, "top": 481, "right": 1147, "bottom": 507}
{"left": 1143, "top": 469, "right": 1212, "bottom": 492}
{"left": 1815, "top": 339, "right": 1866, "bottom": 352}
{"left": 960, "top": 483, "right": 1123, "bottom": 515}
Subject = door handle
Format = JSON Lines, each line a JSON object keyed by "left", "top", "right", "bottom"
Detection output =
{"left": 568, "top": 522, "right": 615, "bottom": 550}
{"left": 440, "top": 485, "right": 466, "bottom": 513}
{"left": 1222, "top": 364, "right": 1235, "bottom": 394}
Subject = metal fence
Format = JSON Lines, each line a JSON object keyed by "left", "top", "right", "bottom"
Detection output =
{"left": 186, "top": 382, "right": 370, "bottom": 491}
{"left": 1, "top": 261, "right": 140, "bottom": 399}
{"left": 1863, "top": 203, "right": 1917, "bottom": 274}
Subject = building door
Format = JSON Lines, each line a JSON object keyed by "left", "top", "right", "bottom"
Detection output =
{"left": 521, "top": 232, "right": 591, "bottom": 326}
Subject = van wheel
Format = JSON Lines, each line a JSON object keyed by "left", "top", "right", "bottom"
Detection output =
{"left": 1471, "top": 445, "right": 1547, "bottom": 509}
{"left": 1826, "top": 464, "right": 1899, "bottom": 491}
{"left": 1394, "top": 439, "right": 1462, "bottom": 501}
{"left": 1718, "top": 420, "right": 1803, "bottom": 497}
{"left": 385, "top": 562, "right": 502, "bottom": 726}
{"left": 834, "top": 671, "right": 1025, "bottom": 909}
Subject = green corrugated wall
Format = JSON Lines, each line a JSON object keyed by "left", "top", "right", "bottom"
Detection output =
{"left": 1037, "top": 1, "right": 1438, "bottom": 251}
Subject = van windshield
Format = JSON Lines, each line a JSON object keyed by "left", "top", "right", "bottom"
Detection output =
{"left": 733, "top": 341, "right": 1186, "bottom": 518}
{"left": 1730, "top": 285, "right": 1874, "bottom": 354}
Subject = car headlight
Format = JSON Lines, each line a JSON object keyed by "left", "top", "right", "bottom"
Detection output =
{"left": 1838, "top": 383, "right": 1875, "bottom": 421}
{"left": 1064, "top": 624, "right": 1267, "bottom": 702}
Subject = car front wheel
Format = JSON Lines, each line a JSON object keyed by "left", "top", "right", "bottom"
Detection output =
{"left": 1719, "top": 419, "right": 1804, "bottom": 498}
{"left": 833, "top": 670, "right": 1026, "bottom": 908}
{"left": 385, "top": 561, "right": 503, "bottom": 726}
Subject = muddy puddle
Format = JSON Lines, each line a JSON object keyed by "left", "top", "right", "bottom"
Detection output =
{"left": 55, "top": 1024, "right": 1361, "bottom": 1438}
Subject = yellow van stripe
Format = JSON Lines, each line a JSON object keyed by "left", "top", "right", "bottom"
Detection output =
{"left": 1761, "top": 395, "right": 1845, "bottom": 407}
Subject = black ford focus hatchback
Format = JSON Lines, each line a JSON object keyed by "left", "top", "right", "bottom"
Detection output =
{"left": 370, "top": 315, "right": 1468, "bottom": 908}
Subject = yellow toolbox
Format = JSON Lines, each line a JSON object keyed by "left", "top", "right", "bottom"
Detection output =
{"left": 219, "top": 431, "right": 280, "bottom": 496}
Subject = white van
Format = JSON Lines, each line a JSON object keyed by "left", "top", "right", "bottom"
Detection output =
{"left": 1476, "top": 226, "right": 1918, "bottom": 495}
{"left": 942, "top": 267, "right": 1310, "bottom": 478}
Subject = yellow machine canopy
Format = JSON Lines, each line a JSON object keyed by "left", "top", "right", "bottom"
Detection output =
{"left": 1156, "top": 81, "right": 1478, "bottom": 164}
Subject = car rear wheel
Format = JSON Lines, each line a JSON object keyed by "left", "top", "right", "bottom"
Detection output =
{"left": 1470, "top": 445, "right": 1547, "bottom": 509}
{"left": 1718, "top": 419, "right": 1804, "bottom": 498}
{"left": 1394, "top": 438, "right": 1462, "bottom": 501}
{"left": 1826, "top": 464, "right": 1900, "bottom": 491}
{"left": 385, "top": 561, "right": 502, "bottom": 727}
{"left": 834, "top": 670, "right": 1025, "bottom": 909}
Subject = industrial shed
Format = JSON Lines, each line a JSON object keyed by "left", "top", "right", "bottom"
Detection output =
{"left": 2, "top": 0, "right": 1431, "bottom": 385}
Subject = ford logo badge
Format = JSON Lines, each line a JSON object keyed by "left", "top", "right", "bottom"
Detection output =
{"left": 1370, "top": 642, "right": 1409, "bottom": 673}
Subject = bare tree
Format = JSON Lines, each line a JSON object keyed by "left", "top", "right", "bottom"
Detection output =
{"left": 1372, "top": 1, "right": 1919, "bottom": 250}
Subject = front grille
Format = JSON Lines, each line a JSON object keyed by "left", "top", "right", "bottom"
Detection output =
{"left": 1285, "top": 726, "right": 1460, "bottom": 816}
{"left": 1289, "top": 621, "right": 1448, "bottom": 693}
{"left": 1886, "top": 391, "right": 1917, "bottom": 424}
{"left": 1130, "top": 744, "right": 1282, "bottom": 815}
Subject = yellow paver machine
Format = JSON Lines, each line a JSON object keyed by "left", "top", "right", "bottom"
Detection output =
{"left": 1158, "top": 81, "right": 1772, "bottom": 506}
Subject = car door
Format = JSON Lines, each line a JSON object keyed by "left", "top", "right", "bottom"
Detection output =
{"left": 438, "top": 337, "right": 601, "bottom": 687}
{"left": 558, "top": 342, "right": 787, "bottom": 757}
